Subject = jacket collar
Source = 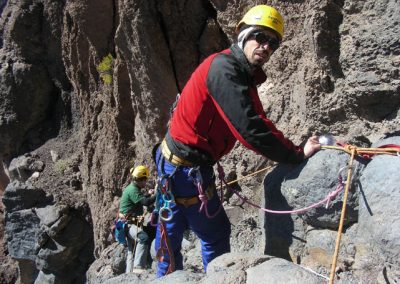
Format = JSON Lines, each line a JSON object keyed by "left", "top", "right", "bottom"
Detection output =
{"left": 230, "top": 44, "right": 267, "bottom": 85}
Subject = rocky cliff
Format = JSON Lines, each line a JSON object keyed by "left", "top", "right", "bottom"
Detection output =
{"left": 0, "top": 0, "right": 399, "bottom": 283}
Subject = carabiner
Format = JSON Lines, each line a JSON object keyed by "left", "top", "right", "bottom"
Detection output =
{"left": 189, "top": 166, "right": 203, "bottom": 185}
{"left": 158, "top": 175, "right": 169, "bottom": 188}
{"left": 159, "top": 205, "right": 173, "bottom": 222}
{"left": 162, "top": 191, "right": 175, "bottom": 203}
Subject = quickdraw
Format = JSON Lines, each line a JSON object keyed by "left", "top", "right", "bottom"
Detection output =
{"left": 157, "top": 174, "right": 176, "bottom": 222}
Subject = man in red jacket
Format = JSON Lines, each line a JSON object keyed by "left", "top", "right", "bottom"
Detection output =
{"left": 153, "top": 5, "right": 321, "bottom": 277}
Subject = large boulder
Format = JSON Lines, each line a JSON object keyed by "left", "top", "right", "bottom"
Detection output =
{"left": 35, "top": 205, "right": 94, "bottom": 282}
{"left": 201, "top": 253, "right": 326, "bottom": 283}
{"left": 86, "top": 242, "right": 127, "bottom": 283}
{"left": 202, "top": 253, "right": 272, "bottom": 283}
{"left": 8, "top": 154, "right": 45, "bottom": 182}
{"left": 2, "top": 181, "right": 51, "bottom": 213}
{"left": 246, "top": 257, "right": 326, "bottom": 284}
{"left": 354, "top": 136, "right": 400, "bottom": 282}
{"left": 279, "top": 149, "right": 365, "bottom": 229}
{"left": 263, "top": 149, "right": 366, "bottom": 260}
{"left": 150, "top": 270, "right": 202, "bottom": 284}
{"left": 3, "top": 179, "right": 94, "bottom": 284}
{"left": 5, "top": 209, "right": 41, "bottom": 282}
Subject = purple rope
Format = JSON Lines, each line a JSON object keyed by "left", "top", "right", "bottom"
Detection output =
{"left": 217, "top": 162, "right": 345, "bottom": 215}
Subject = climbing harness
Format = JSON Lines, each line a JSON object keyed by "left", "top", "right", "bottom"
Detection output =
{"left": 161, "top": 139, "right": 193, "bottom": 167}
{"left": 153, "top": 149, "right": 229, "bottom": 274}
{"left": 113, "top": 212, "right": 145, "bottom": 248}
{"left": 125, "top": 215, "right": 145, "bottom": 273}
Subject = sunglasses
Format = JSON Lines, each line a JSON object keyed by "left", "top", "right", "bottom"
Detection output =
{"left": 251, "top": 32, "right": 280, "bottom": 51}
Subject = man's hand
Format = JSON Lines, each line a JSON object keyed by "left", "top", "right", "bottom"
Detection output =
{"left": 304, "top": 136, "right": 321, "bottom": 158}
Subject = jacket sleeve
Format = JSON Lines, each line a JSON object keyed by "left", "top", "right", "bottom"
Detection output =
{"left": 206, "top": 54, "right": 304, "bottom": 164}
{"left": 139, "top": 195, "right": 156, "bottom": 206}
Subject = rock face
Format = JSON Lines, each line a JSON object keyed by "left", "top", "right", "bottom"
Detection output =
{"left": 354, "top": 136, "right": 400, "bottom": 282}
{"left": 263, "top": 135, "right": 400, "bottom": 282}
{"left": 0, "top": 0, "right": 399, "bottom": 283}
{"left": 3, "top": 179, "right": 94, "bottom": 283}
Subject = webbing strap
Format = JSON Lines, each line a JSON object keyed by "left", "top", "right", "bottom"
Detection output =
{"left": 156, "top": 220, "right": 175, "bottom": 275}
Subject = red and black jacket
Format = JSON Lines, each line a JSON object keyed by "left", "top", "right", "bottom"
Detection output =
{"left": 166, "top": 44, "right": 304, "bottom": 165}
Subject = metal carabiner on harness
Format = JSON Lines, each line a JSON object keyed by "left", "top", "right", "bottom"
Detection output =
{"left": 154, "top": 172, "right": 176, "bottom": 222}
{"left": 188, "top": 166, "right": 203, "bottom": 185}
{"left": 161, "top": 188, "right": 175, "bottom": 203}
{"left": 159, "top": 201, "right": 174, "bottom": 222}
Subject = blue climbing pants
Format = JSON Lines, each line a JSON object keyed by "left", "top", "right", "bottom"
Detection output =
{"left": 154, "top": 148, "right": 231, "bottom": 277}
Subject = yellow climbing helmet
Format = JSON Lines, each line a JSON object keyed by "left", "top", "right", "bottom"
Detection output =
{"left": 236, "top": 5, "right": 284, "bottom": 40}
{"left": 130, "top": 165, "right": 150, "bottom": 179}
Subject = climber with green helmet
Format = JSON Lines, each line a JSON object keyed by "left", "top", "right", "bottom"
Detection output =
{"left": 154, "top": 5, "right": 321, "bottom": 277}
{"left": 119, "top": 165, "right": 156, "bottom": 273}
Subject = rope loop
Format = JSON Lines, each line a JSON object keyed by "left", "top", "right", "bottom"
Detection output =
{"left": 190, "top": 167, "right": 223, "bottom": 218}
{"left": 198, "top": 193, "right": 207, "bottom": 203}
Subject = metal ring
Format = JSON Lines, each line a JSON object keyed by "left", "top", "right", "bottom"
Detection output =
{"left": 159, "top": 206, "right": 173, "bottom": 222}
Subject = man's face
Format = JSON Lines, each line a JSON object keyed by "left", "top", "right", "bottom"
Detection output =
{"left": 243, "top": 29, "right": 280, "bottom": 67}
{"left": 136, "top": 178, "right": 148, "bottom": 189}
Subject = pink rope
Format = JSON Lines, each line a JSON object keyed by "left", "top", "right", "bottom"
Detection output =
{"left": 217, "top": 162, "right": 345, "bottom": 215}
{"left": 196, "top": 180, "right": 223, "bottom": 218}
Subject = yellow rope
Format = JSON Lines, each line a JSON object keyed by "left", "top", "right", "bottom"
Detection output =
{"left": 322, "top": 145, "right": 399, "bottom": 156}
{"left": 217, "top": 164, "right": 276, "bottom": 188}
{"left": 220, "top": 144, "right": 398, "bottom": 190}
{"left": 323, "top": 143, "right": 399, "bottom": 283}
{"left": 328, "top": 147, "right": 356, "bottom": 284}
